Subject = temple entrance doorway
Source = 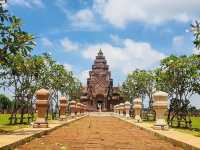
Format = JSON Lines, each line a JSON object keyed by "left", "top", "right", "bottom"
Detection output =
{"left": 97, "top": 101, "right": 103, "bottom": 112}
{"left": 96, "top": 94, "right": 105, "bottom": 112}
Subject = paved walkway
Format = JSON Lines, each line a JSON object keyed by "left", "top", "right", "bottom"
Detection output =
{"left": 0, "top": 116, "right": 85, "bottom": 150}
{"left": 17, "top": 116, "right": 182, "bottom": 150}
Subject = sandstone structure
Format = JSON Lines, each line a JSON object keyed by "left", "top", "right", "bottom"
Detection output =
{"left": 33, "top": 89, "right": 49, "bottom": 128}
{"left": 124, "top": 101, "right": 131, "bottom": 118}
{"left": 153, "top": 91, "right": 168, "bottom": 130}
{"left": 69, "top": 100, "right": 76, "bottom": 117}
{"left": 133, "top": 97, "right": 142, "bottom": 122}
{"left": 59, "top": 96, "right": 67, "bottom": 120}
{"left": 80, "top": 50, "right": 123, "bottom": 111}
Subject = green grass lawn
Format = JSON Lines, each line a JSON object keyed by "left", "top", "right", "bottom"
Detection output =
{"left": 144, "top": 116, "right": 200, "bottom": 136}
{"left": 0, "top": 124, "right": 29, "bottom": 133}
{"left": 0, "top": 114, "right": 35, "bottom": 124}
{"left": 132, "top": 115, "right": 200, "bottom": 129}
{"left": 0, "top": 114, "right": 35, "bottom": 132}
{"left": 169, "top": 117, "right": 200, "bottom": 137}
{"left": 174, "top": 128, "right": 200, "bottom": 137}
{"left": 191, "top": 117, "right": 200, "bottom": 129}
{"left": 0, "top": 113, "right": 64, "bottom": 132}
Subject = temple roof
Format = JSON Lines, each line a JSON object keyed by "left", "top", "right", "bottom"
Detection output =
{"left": 98, "top": 49, "right": 103, "bottom": 56}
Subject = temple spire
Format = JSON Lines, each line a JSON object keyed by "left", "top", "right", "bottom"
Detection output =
{"left": 98, "top": 49, "right": 103, "bottom": 56}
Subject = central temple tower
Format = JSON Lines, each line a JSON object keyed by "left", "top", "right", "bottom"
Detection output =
{"left": 81, "top": 50, "right": 123, "bottom": 111}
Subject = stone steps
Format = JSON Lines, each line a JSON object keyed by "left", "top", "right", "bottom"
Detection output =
{"left": 88, "top": 112, "right": 114, "bottom": 116}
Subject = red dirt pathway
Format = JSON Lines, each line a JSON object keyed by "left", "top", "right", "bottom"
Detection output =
{"left": 17, "top": 116, "right": 183, "bottom": 150}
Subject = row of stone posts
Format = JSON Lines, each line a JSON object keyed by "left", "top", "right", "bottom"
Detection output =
{"left": 114, "top": 91, "right": 168, "bottom": 130}
{"left": 69, "top": 100, "right": 87, "bottom": 117}
{"left": 33, "top": 89, "right": 87, "bottom": 128}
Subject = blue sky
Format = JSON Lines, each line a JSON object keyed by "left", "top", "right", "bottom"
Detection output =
{"left": 3, "top": 0, "right": 200, "bottom": 107}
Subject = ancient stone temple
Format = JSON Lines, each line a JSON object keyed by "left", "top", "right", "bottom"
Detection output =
{"left": 80, "top": 50, "right": 123, "bottom": 111}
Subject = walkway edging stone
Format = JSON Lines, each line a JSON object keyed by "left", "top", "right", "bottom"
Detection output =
{"left": 0, "top": 115, "right": 88, "bottom": 150}
{"left": 115, "top": 116, "right": 200, "bottom": 150}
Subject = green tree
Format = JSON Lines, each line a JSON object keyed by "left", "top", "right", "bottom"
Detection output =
{"left": 155, "top": 55, "right": 199, "bottom": 128}
{"left": 0, "top": 6, "right": 82, "bottom": 123}
{"left": 191, "top": 20, "right": 200, "bottom": 50}
{"left": 0, "top": 5, "right": 35, "bottom": 65}
{"left": 121, "top": 69, "right": 155, "bottom": 108}
{"left": 0, "top": 94, "right": 12, "bottom": 113}
{"left": 34, "top": 54, "right": 82, "bottom": 119}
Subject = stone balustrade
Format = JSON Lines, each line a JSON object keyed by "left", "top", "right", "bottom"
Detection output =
{"left": 153, "top": 91, "right": 168, "bottom": 130}
{"left": 33, "top": 89, "right": 49, "bottom": 128}
{"left": 33, "top": 88, "right": 88, "bottom": 124}
{"left": 69, "top": 101, "right": 88, "bottom": 117}
{"left": 112, "top": 92, "right": 169, "bottom": 130}
{"left": 133, "top": 97, "right": 142, "bottom": 122}
{"left": 113, "top": 104, "right": 123, "bottom": 116}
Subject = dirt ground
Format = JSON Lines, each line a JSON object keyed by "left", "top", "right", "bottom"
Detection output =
{"left": 17, "top": 116, "right": 183, "bottom": 150}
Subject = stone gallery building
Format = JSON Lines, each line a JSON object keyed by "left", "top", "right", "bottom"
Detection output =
{"left": 80, "top": 50, "right": 123, "bottom": 111}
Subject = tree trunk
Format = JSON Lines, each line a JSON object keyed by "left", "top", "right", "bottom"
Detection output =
{"left": 20, "top": 106, "right": 25, "bottom": 124}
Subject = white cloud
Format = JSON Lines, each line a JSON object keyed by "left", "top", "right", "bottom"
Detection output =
{"left": 41, "top": 37, "right": 53, "bottom": 48}
{"left": 171, "top": 35, "right": 193, "bottom": 55}
{"left": 93, "top": 0, "right": 200, "bottom": 28}
{"left": 72, "top": 9, "right": 94, "bottom": 26}
{"left": 77, "top": 70, "right": 90, "bottom": 85}
{"left": 63, "top": 63, "right": 73, "bottom": 71}
{"left": 55, "top": 1, "right": 100, "bottom": 31}
{"left": 193, "top": 48, "right": 200, "bottom": 55}
{"left": 110, "top": 34, "right": 121, "bottom": 45}
{"left": 82, "top": 36, "right": 165, "bottom": 74}
{"left": 9, "top": 0, "right": 44, "bottom": 8}
{"left": 190, "top": 94, "right": 200, "bottom": 108}
{"left": 70, "top": 8, "right": 100, "bottom": 31}
{"left": 60, "top": 37, "right": 79, "bottom": 52}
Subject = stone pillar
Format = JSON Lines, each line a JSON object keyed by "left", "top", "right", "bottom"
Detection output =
{"left": 119, "top": 103, "right": 124, "bottom": 116}
{"left": 81, "top": 103, "right": 84, "bottom": 115}
{"left": 59, "top": 96, "right": 67, "bottom": 120}
{"left": 113, "top": 106, "right": 116, "bottom": 114}
{"left": 79, "top": 103, "right": 82, "bottom": 115}
{"left": 85, "top": 104, "right": 88, "bottom": 114}
{"left": 124, "top": 101, "right": 131, "bottom": 118}
{"left": 115, "top": 105, "right": 118, "bottom": 115}
{"left": 116, "top": 105, "right": 120, "bottom": 115}
{"left": 70, "top": 100, "right": 76, "bottom": 117}
{"left": 77, "top": 102, "right": 82, "bottom": 116}
{"left": 118, "top": 104, "right": 121, "bottom": 115}
{"left": 82, "top": 104, "right": 85, "bottom": 115}
{"left": 33, "top": 89, "right": 49, "bottom": 128}
{"left": 85, "top": 105, "right": 88, "bottom": 114}
{"left": 153, "top": 91, "right": 168, "bottom": 130}
{"left": 133, "top": 97, "right": 142, "bottom": 122}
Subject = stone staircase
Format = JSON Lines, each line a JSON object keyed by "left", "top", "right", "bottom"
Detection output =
{"left": 88, "top": 112, "right": 114, "bottom": 117}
